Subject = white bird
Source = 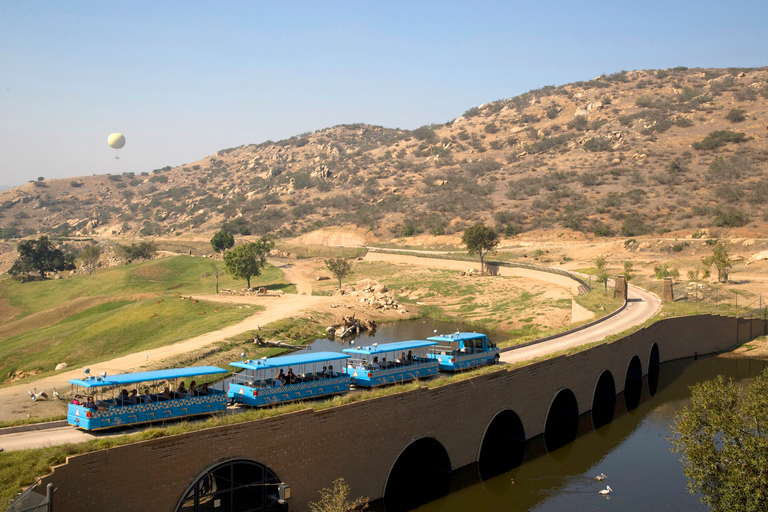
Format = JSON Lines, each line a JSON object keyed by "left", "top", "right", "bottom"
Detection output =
{"left": 594, "top": 473, "right": 607, "bottom": 481}
{"left": 30, "top": 388, "right": 48, "bottom": 401}
{"left": 53, "top": 388, "right": 61, "bottom": 400}
{"left": 599, "top": 485, "right": 613, "bottom": 495}
{"left": 145, "top": 353, "right": 149, "bottom": 360}
{"left": 240, "top": 352, "right": 246, "bottom": 358}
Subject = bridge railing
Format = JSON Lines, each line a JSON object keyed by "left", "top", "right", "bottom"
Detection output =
{"left": 6, "top": 482, "right": 52, "bottom": 512}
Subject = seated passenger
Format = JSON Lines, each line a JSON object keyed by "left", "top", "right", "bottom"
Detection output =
{"left": 189, "top": 381, "right": 197, "bottom": 397}
{"left": 381, "top": 357, "right": 388, "bottom": 368}
{"left": 176, "top": 381, "right": 187, "bottom": 397}
{"left": 129, "top": 389, "right": 139, "bottom": 404}
{"left": 199, "top": 383, "right": 209, "bottom": 395}
{"left": 274, "top": 378, "right": 284, "bottom": 388}
{"left": 85, "top": 396, "right": 98, "bottom": 411}
{"left": 286, "top": 369, "right": 297, "bottom": 384}
{"left": 143, "top": 389, "right": 153, "bottom": 404}
{"left": 357, "top": 359, "right": 367, "bottom": 370}
{"left": 277, "top": 369, "right": 286, "bottom": 385}
{"left": 397, "top": 352, "right": 406, "bottom": 364}
{"left": 406, "top": 350, "right": 414, "bottom": 363}
{"left": 161, "top": 387, "right": 172, "bottom": 400}
{"left": 119, "top": 389, "right": 130, "bottom": 405}
{"left": 71, "top": 397, "right": 80, "bottom": 406}
{"left": 328, "top": 365, "right": 337, "bottom": 377}
{"left": 371, "top": 357, "right": 381, "bottom": 370}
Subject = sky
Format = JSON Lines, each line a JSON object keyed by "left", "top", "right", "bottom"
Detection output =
{"left": 1, "top": 1, "right": 767, "bottom": 187}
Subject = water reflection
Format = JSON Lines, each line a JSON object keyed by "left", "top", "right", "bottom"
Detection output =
{"left": 376, "top": 356, "right": 766, "bottom": 512}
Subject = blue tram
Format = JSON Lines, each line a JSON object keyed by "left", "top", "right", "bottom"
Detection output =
{"left": 67, "top": 366, "right": 228, "bottom": 431}
{"left": 426, "top": 332, "right": 500, "bottom": 371}
{"left": 228, "top": 351, "right": 351, "bottom": 407}
{"left": 342, "top": 339, "right": 439, "bottom": 387}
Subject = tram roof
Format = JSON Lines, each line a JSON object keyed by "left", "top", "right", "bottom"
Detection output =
{"left": 230, "top": 351, "right": 349, "bottom": 370}
{"left": 68, "top": 366, "right": 227, "bottom": 388}
{"left": 427, "top": 332, "right": 489, "bottom": 343}
{"left": 343, "top": 339, "right": 438, "bottom": 355}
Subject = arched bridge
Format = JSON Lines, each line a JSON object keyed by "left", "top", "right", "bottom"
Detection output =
{"left": 30, "top": 315, "right": 765, "bottom": 511}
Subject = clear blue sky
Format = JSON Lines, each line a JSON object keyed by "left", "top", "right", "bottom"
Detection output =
{"left": 1, "top": 1, "right": 766, "bottom": 186}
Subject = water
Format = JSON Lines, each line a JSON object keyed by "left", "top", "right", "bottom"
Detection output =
{"left": 403, "top": 356, "right": 767, "bottom": 512}
{"left": 305, "top": 318, "right": 499, "bottom": 352}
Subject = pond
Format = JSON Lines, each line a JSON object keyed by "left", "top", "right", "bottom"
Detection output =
{"left": 388, "top": 355, "right": 766, "bottom": 512}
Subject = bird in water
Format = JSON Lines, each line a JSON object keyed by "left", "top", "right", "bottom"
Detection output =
{"left": 594, "top": 473, "right": 607, "bottom": 481}
{"left": 599, "top": 485, "right": 613, "bottom": 495}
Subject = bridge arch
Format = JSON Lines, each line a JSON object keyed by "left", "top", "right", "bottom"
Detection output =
{"left": 624, "top": 355, "right": 644, "bottom": 411}
{"left": 478, "top": 409, "right": 526, "bottom": 478}
{"left": 591, "top": 370, "right": 616, "bottom": 429}
{"left": 544, "top": 388, "right": 579, "bottom": 452}
{"left": 648, "top": 343, "right": 660, "bottom": 396}
{"left": 384, "top": 437, "right": 452, "bottom": 510}
{"left": 175, "top": 458, "right": 285, "bottom": 512}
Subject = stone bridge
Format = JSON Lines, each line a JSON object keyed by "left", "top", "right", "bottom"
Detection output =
{"left": 31, "top": 315, "right": 765, "bottom": 511}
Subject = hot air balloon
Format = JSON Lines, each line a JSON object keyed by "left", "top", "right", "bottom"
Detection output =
{"left": 108, "top": 133, "right": 125, "bottom": 158}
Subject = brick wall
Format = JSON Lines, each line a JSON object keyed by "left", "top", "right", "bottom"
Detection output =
{"left": 36, "top": 314, "right": 765, "bottom": 511}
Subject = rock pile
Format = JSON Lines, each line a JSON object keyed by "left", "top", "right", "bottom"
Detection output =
{"left": 334, "top": 279, "right": 407, "bottom": 313}
{"left": 326, "top": 314, "right": 377, "bottom": 338}
{"left": 219, "top": 288, "right": 285, "bottom": 296}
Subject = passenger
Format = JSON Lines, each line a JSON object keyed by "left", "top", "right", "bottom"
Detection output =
{"left": 357, "top": 359, "right": 367, "bottom": 370}
{"left": 143, "top": 389, "right": 153, "bottom": 404}
{"left": 85, "top": 396, "right": 98, "bottom": 411}
{"left": 371, "top": 357, "right": 381, "bottom": 370}
{"left": 328, "top": 365, "right": 337, "bottom": 377}
{"left": 177, "top": 381, "right": 187, "bottom": 397}
{"left": 199, "top": 383, "right": 209, "bottom": 395}
{"left": 162, "top": 387, "right": 172, "bottom": 400}
{"left": 277, "top": 369, "right": 286, "bottom": 385}
{"left": 119, "top": 389, "right": 130, "bottom": 405}
{"left": 72, "top": 397, "right": 80, "bottom": 406}
{"left": 397, "top": 352, "right": 406, "bottom": 365}
{"left": 129, "top": 389, "right": 139, "bottom": 404}
{"left": 273, "top": 377, "right": 283, "bottom": 388}
{"left": 286, "top": 368, "right": 297, "bottom": 384}
{"left": 406, "top": 350, "right": 413, "bottom": 363}
{"left": 321, "top": 366, "right": 328, "bottom": 378}
{"left": 381, "top": 357, "right": 387, "bottom": 368}
{"left": 189, "top": 381, "right": 197, "bottom": 397}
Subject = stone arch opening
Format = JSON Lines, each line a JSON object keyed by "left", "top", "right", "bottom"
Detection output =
{"left": 544, "top": 388, "right": 579, "bottom": 452}
{"left": 478, "top": 409, "right": 526, "bottom": 479}
{"left": 591, "top": 370, "right": 616, "bottom": 429}
{"left": 624, "top": 355, "right": 643, "bottom": 411}
{"left": 648, "top": 343, "right": 660, "bottom": 396}
{"left": 384, "top": 437, "right": 452, "bottom": 511}
{"left": 176, "top": 458, "right": 285, "bottom": 512}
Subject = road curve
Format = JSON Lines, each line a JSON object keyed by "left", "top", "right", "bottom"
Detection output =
{"left": 501, "top": 284, "right": 661, "bottom": 364}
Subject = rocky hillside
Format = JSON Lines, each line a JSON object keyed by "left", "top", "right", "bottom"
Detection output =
{"left": 2, "top": 66, "right": 768, "bottom": 242}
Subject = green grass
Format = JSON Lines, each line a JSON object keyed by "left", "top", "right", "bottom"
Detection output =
{"left": 0, "top": 296, "right": 256, "bottom": 386}
{"left": 0, "top": 255, "right": 292, "bottom": 320}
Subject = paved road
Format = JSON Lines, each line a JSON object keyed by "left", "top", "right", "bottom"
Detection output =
{"left": 0, "top": 272, "right": 660, "bottom": 453}
{"left": 501, "top": 284, "right": 661, "bottom": 364}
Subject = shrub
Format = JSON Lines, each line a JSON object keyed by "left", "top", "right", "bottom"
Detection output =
{"left": 70, "top": 181, "right": 84, "bottom": 187}
{"left": 484, "top": 123, "right": 500, "bottom": 134}
{"left": 707, "top": 155, "right": 751, "bottom": 182}
{"left": 567, "top": 115, "right": 588, "bottom": 131}
{"left": 621, "top": 213, "right": 649, "bottom": 236}
{"left": 674, "top": 117, "right": 693, "bottom": 127}
{"left": 582, "top": 137, "right": 612, "bottom": 152}
{"left": 412, "top": 125, "right": 437, "bottom": 141}
{"left": 524, "top": 134, "right": 573, "bottom": 154}
{"left": 714, "top": 207, "right": 749, "bottom": 227}
{"left": 546, "top": 104, "right": 560, "bottom": 119}
{"left": 149, "top": 174, "right": 169, "bottom": 183}
{"left": 725, "top": 108, "right": 746, "bottom": 123}
{"left": 692, "top": 131, "right": 746, "bottom": 150}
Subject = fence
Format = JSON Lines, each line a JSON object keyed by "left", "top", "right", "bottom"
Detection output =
{"left": 6, "top": 482, "right": 53, "bottom": 512}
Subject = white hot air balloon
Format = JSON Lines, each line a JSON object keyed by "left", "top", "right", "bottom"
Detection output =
{"left": 108, "top": 133, "right": 126, "bottom": 159}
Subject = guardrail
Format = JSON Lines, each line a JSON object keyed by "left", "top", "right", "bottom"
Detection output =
{"left": 6, "top": 481, "right": 52, "bottom": 512}
{"left": 366, "top": 248, "right": 590, "bottom": 290}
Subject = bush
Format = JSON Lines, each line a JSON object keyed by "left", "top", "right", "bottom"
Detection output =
{"left": 546, "top": 104, "right": 560, "bottom": 119}
{"left": 725, "top": 108, "right": 746, "bottom": 123}
{"left": 149, "top": 174, "right": 169, "bottom": 183}
{"left": 621, "top": 213, "right": 649, "bottom": 236}
{"left": 412, "top": 125, "right": 437, "bottom": 141}
{"left": 70, "top": 181, "right": 84, "bottom": 187}
{"left": 567, "top": 115, "right": 588, "bottom": 131}
{"left": 484, "top": 123, "right": 500, "bottom": 134}
{"left": 524, "top": 134, "right": 573, "bottom": 153}
{"left": 692, "top": 130, "right": 746, "bottom": 150}
{"left": 582, "top": 137, "right": 612, "bottom": 152}
{"left": 714, "top": 207, "right": 749, "bottom": 228}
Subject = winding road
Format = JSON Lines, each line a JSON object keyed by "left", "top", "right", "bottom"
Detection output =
{"left": 0, "top": 256, "right": 660, "bottom": 452}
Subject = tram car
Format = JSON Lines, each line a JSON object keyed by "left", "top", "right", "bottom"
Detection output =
{"left": 228, "top": 351, "right": 351, "bottom": 407}
{"left": 427, "top": 331, "right": 500, "bottom": 371}
{"left": 67, "top": 366, "right": 228, "bottom": 431}
{"left": 342, "top": 339, "right": 439, "bottom": 387}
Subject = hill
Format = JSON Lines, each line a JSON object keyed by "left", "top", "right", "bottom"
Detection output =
{"left": 1, "top": 66, "right": 768, "bottom": 243}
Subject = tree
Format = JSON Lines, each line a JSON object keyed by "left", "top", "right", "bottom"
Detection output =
{"left": 210, "top": 230, "right": 234, "bottom": 253}
{"left": 8, "top": 236, "right": 75, "bottom": 281}
{"left": 622, "top": 261, "right": 634, "bottom": 282}
{"left": 209, "top": 262, "right": 222, "bottom": 294}
{"left": 325, "top": 257, "right": 353, "bottom": 289}
{"left": 595, "top": 256, "right": 607, "bottom": 270}
{"left": 252, "top": 236, "right": 275, "bottom": 266}
{"left": 702, "top": 241, "right": 732, "bottom": 283}
{"left": 596, "top": 272, "right": 609, "bottom": 294}
{"left": 669, "top": 369, "right": 768, "bottom": 511}
{"left": 223, "top": 242, "right": 266, "bottom": 289}
{"left": 308, "top": 477, "right": 368, "bottom": 512}
{"left": 79, "top": 244, "right": 102, "bottom": 275}
{"left": 462, "top": 224, "right": 499, "bottom": 273}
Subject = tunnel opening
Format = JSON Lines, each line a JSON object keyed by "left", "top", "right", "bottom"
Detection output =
{"left": 478, "top": 409, "right": 527, "bottom": 479}
{"left": 176, "top": 459, "right": 285, "bottom": 512}
{"left": 624, "top": 355, "right": 643, "bottom": 411}
{"left": 544, "top": 389, "right": 579, "bottom": 452}
{"left": 384, "top": 437, "right": 452, "bottom": 511}
{"left": 591, "top": 370, "right": 616, "bottom": 429}
{"left": 648, "top": 343, "right": 660, "bottom": 396}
